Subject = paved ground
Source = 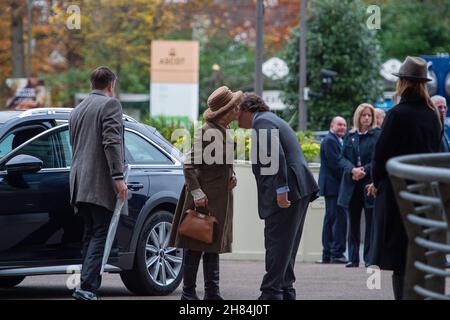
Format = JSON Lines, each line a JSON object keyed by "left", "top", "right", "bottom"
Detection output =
{"left": 0, "top": 261, "right": 400, "bottom": 300}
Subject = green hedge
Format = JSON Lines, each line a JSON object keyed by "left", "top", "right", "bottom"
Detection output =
{"left": 142, "top": 116, "right": 320, "bottom": 163}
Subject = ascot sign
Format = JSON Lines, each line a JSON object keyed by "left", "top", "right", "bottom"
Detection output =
{"left": 151, "top": 41, "right": 199, "bottom": 121}
{"left": 158, "top": 48, "right": 185, "bottom": 66}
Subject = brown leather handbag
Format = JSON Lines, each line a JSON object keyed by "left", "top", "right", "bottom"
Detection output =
{"left": 178, "top": 207, "right": 218, "bottom": 244}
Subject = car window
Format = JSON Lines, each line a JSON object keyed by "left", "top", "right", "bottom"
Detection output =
{"left": 0, "top": 126, "right": 47, "bottom": 159}
{"left": 0, "top": 135, "right": 13, "bottom": 158}
{"left": 125, "top": 131, "right": 173, "bottom": 165}
{"left": 1, "top": 127, "right": 72, "bottom": 170}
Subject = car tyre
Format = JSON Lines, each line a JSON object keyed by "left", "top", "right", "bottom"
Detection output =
{"left": 120, "top": 210, "right": 184, "bottom": 295}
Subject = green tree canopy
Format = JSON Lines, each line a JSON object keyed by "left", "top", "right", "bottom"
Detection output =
{"left": 283, "top": 0, "right": 383, "bottom": 131}
{"left": 369, "top": 0, "right": 450, "bottom": 59}
{"left": 198, "top": 35, "right": 255, "bottom": 114}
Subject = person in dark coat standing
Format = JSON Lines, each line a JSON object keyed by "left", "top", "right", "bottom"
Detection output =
{"left": 367, "top": 56, "right": 442, "bottom": 300}
{"left": 169, "top": 86, "right": 241, "bottom": 300}
{"left": 338, "top": 104, "right": 380, "bottom": 268}
{"left": 237, "top": 93, "right": 319, "bottom": 300}
{"left": 317, "top": 116, "right": 348, "bottom": 264}
{"left": 431, "top": 95, "right": 450, "bottom": 152}
{"left": 69, "top": 67, "right": 128, "bottom": 300}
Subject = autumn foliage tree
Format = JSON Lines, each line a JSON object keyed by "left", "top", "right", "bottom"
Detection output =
{"left": 0, "top": 0, "right": 303, "bottom": 108}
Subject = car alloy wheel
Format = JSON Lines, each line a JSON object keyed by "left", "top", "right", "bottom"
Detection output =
{"left": 145, "top": 221, "right": 183, "bottom": 286}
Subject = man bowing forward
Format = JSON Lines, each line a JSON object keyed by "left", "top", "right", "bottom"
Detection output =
{"left": 237, "top": 93, "right": 319, "bottom": 300}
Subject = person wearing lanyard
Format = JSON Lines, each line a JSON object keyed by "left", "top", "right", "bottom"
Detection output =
{"left": 338, "top": 104, "right": 380, "bottom": 268}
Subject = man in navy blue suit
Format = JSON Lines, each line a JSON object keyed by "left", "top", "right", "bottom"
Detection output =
{"left": 317, "top": 117, "right": 348, "bottom": 264}
{"left": 238, "top": 93, "right": 319, "bottom": 300}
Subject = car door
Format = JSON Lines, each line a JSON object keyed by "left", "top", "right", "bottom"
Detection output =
{"left": 0, "top": 125, "right": 82, "bottom": 264}
{"left": 115, "top": 128, "right": 180, "bottom": 250}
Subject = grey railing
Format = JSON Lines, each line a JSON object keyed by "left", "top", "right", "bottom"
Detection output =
{"left": 387, "top": 153, "right": 450, "bottom": 300}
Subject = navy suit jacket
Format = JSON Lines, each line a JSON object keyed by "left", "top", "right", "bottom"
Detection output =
{"left": 251, "top": 112, "right": 319, "bottom": 219}
{"left": 440, "top": 125, "right": 450, "bottom": 152}
{"left": 318, "top": 131, "right": 343, "bottom": 197}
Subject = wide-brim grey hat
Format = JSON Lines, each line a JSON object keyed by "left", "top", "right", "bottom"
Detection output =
{"left": 392, "top": 56, "right": 432, "bottom": 82}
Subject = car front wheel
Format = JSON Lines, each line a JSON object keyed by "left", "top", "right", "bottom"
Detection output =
{"left": 120, "top": 210, "right": 184, "bottom": 296}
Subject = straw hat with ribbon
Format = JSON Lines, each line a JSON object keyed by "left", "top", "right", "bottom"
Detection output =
{"left": 203, "top": 86, "right": 243, "bottom": 121}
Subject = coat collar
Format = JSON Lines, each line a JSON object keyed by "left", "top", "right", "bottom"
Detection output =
{"left": 348, "top": 128, "right": 376, "bottom": 136}
{"left": 328, "top": 130, "right": 341, "bottom": 142}
{"left": 90, "top": 90, "right": 108, "bottom": 97}
{"left": 205, "top": 120, "right": 227, "bottom": 135}
{"left": 252, "top": 112, "right": 261, "bottom": 128}
{"left": 399, "top": 91, "right": 423, "bottom": 104}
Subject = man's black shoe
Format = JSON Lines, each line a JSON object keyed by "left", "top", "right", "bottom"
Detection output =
{"left": 73, "top": 289, "right": 98, "bottom": 301}
{"left": 331, "top": 257, "right": 347, "bottom": 264}
{"left": 315, "top": 259, "right": 331, "bottom": 264}
{"left": 345, "top": 262, "right": 359, "bottom": 268}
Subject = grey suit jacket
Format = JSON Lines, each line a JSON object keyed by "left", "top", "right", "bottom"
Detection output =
{"left": 251, "top": 112, "right": 319, "bottom": 219}
{"left": 69, "top": 90, "right": 125, "bottom": 213}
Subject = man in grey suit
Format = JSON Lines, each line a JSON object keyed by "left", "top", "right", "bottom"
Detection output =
{"left": 69, "top": 67, "right": 128, "bottom": 300}
{"left": 238, "top": 93, "right": 319, "bottom": 300}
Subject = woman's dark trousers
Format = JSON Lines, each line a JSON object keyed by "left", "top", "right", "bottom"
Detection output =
{"left": 348, "top": 184, "right": 373, "bottom": 265}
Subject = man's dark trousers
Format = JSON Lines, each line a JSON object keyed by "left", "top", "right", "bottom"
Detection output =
{"left": 77, "top": 203, "right": 112, "bottom": 294}
{"left": 260, "top": 195, "right": 311, "bottom": 300}
{"left": 322, "top": 196, "right": 347, "bottom": 261}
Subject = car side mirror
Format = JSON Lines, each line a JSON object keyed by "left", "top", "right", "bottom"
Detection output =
{"left": 5, "top": 155, "right": 43, "bottom": 174}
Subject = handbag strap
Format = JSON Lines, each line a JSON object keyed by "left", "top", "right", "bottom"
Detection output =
{"left": 194, "top": 205, "right": 212, "bottom": 216}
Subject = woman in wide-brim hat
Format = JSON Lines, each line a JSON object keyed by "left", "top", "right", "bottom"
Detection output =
{"left": 169, "top": 86, "right": 243, "bottom": 300}
{"left": 367, "top": 56, "right": 442, "bottom": 300}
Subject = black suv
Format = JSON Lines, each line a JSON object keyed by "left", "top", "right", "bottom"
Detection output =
{"left": 0, "top": 108, "right": 185, "bottom": 296}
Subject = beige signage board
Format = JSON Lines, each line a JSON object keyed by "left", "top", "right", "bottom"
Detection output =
{"left": 151, "top": 71, "right": 198, "bottom": 84}
{"left": 151, "top": 40, "right": 199, "bottom": 83}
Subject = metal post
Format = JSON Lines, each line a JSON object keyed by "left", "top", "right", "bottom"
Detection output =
{"left": 298, "top": 0, "right": 308, "bottom": 131}
{"left": 27, "top": 0, "right": 33, "bottom": 78}
{"left": 255, "top": 0, "right": 264, "bottom": 96}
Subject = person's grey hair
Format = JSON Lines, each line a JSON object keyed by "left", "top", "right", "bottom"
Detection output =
{"left": 431, "top": 95, "right": 447, "bottom": 107}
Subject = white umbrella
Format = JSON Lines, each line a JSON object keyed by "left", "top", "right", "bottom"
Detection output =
{"left": 100, "top": 165, "right": 131, "bottom": 275}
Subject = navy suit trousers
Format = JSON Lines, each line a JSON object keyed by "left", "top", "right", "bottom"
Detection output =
{"left": 322, "top": 196, "right": 347, "bottom": 261}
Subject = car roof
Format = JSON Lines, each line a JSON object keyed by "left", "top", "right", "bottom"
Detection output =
{"left": 0, "top": 108, "right": 72, "bottom": 124}
{"left": 0, "top": 107, "right": 139, "bottom": 124}
{"left": 0, "top": 111, "right": 23, "bottom": 124}
{"left": 0, "top": 108, "right": 184, "bottom": 162}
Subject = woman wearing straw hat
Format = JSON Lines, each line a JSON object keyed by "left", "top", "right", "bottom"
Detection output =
{"left": 169, "top": 86, "right": 242, "bottom": 300}
{"left": 367, "top": 56, "right": 442, "bottom": 300}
